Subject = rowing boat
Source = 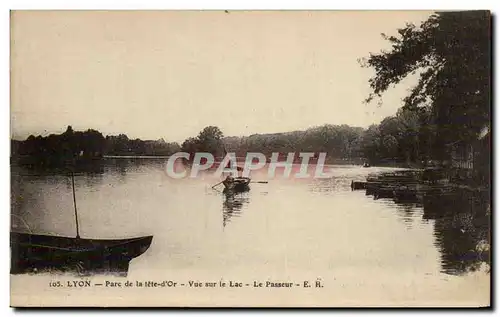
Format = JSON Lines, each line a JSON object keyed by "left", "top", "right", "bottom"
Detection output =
{"left": 223, "top": 177, "right": 251, "bottom": 193}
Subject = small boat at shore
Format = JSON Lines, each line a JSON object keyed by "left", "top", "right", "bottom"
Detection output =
{"left": 11, "top": 232, "right": 152, "bottom": 275}
{"left": 10, "top": 171, "right": 153, "bottom": 275}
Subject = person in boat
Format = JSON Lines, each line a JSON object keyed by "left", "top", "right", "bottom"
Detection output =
{"left": 222, "top": 175, "right": 235, "bottom": 189}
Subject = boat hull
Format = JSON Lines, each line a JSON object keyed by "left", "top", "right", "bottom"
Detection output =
{"left": 10, "top": 232, "right": 153, "bottom": 275}
{"left": 223, "top": 177, "right": 251, "bottom": 193}
{"left": 223, "top": 184, "right": 250, "bottom": 194}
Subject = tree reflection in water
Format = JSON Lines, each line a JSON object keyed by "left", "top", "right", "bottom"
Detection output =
{"left": 395, "top": 187, "right": 490, "bottom": 275}
{"left": 426, "top": 189, "right": 490, "bottom": 275}
{"left": 314, "top": 172, "right": 490, "bottom": 276}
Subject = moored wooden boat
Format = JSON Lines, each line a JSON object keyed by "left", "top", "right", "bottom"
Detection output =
{"left": 373, "top": 185, "right": 397, "bottom": 199}
{"left": 10, "top": 232, "right": 153, "bottom": 275}
{"left": 10, "top": 171, "right": 154, "bottom": 276}
{"left": 351, "top": 181, "right": 367, "bottom": 190}
{"left": 392, "top": 185, "right": 419, "bottom": 203}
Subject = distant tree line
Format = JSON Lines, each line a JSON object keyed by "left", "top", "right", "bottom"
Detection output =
{"left": 104, "top": 134, "right": 180, "bottom": 156}
{"left": 221, "top": 125, "right": 364, "bottom": 162}
{"left": 10, "top": 109, "right": 464, "bottom": 170}
{"left": 180, "top": 119, "right": 433, "bottom": 166}
{"left": 11, "top": 126, "right": 181, "bottom": 168}
{"left": 9, "top": 112, "right": 467, "bottom": 169}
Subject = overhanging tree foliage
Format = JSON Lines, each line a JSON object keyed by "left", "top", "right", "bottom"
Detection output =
{"left": 361, "top": 11, "right": 491, "bottom": 159}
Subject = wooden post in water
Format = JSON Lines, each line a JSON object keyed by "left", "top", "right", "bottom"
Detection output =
{"left": 71, "top": 171, "right": 80, "bottom": 239}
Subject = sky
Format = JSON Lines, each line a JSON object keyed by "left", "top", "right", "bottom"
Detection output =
{"left": 11, "top": 10, "right": 433, "bottom": 143}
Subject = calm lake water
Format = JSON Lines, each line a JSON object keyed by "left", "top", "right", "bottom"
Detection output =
{"left": 10, "top": 158, "right": 490, "bottom": 306}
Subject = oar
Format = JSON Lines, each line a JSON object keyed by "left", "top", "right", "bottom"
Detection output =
{"left": 212, "top": 181, "right": 224, "bottom": 189}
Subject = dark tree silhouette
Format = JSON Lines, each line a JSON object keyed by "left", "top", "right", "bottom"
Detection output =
{"left": 12, "top": 127, "right": 181, "bottom": 170}
{"left": 361, "top": 11, "right": 491, "bottom": 160}
{"left": 181, "top": 126, "right": 224, "bottom": 158}
{"left": 197, "top": 126, "right": 224, "bottom": 156}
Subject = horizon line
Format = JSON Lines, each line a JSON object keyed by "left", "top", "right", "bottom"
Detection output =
{"left": 10, "top": 122, "right": 373, "bottom": 143}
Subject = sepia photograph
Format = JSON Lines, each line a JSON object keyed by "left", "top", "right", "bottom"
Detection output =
{"left": 9, "top": 10, "right": 491, "bottom": 307}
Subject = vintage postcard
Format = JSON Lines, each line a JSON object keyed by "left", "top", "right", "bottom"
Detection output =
{"left": 10, "top": 10, "right": 491, "bottom": 307}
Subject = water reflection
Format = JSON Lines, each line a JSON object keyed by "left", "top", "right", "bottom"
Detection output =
{"left": 309, "top": 174, "right": 361, "bottom": 194}
{"left": 222, "top": 191, "right": 250, "bottom": 228}
{"left": 303, "top": 167, "right": 491, "bottom": 276}
{"left": 10, "top": 175, "right": 38, "bottom": 233}
{"left": 360, "top": 177, "right": 491, "bottom": 276}
{"left": 394, "top": 202, "right": 421, "bottom": 226}
{"left": 428, "top": 189, "right": 490, "bottom": 275}
{"left": 11, "top": 160, "right": 491, "bottom": 279}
